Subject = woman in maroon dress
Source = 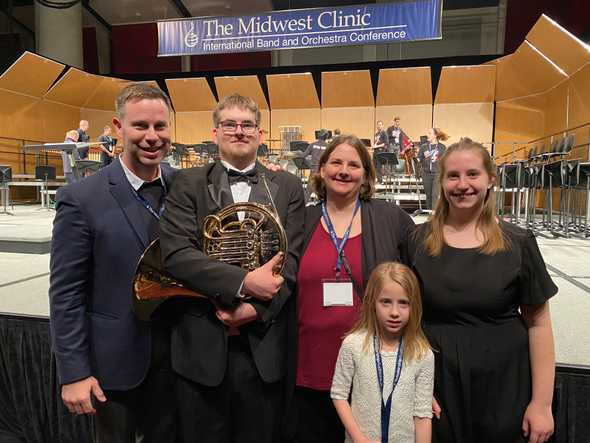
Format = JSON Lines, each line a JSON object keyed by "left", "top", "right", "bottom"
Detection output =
{"left": 288, "top": 134, "right": 414, "bottom": 443}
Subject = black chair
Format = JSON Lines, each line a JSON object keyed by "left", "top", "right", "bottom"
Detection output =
{"left": 290, "top": 141, "right": 309, "bottom": 152}
{"left": 0, "top": 165, "right": 12, "bottom": 183}
{"left": 0, "top": 166, "right": 12, "bottom": 214}
{"left": 257, "top": 143, "right": 269, "bottom": 157}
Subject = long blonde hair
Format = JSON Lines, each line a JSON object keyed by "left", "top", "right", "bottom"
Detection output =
{"left": 424, "top": 137, "right": 508, "bottom": 256}
{"left": 348, "top": 262, "right": 430, "bottom": 363}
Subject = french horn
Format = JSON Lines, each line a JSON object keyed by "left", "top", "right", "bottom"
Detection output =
{"left": 132, "top": 200, "right": 287, "bottom": 321}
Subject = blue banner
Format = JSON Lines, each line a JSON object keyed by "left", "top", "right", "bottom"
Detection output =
{"left": 158, "top": 0, "right": 442, "bottom": 56}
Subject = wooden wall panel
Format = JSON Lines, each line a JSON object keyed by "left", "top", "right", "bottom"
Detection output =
{"left": 526, "top": 15, "right": 590, "bottom": 76}
{"left": 495, "top": 44, "right": 567, "bottom": 101}
{"left": 0, "top": 90, "right": 45, "bottom": 141}
{"left": 84, "top": 78, "right": 132, "bottom": 111}
{"left": 175, "top": 111, "right": 214, "bottom": 144}
{"left": 322, "top": 71, "right": 374, "bottom": 108}
{"left": 435, "top": 65, "right": 495, "bottom": 104}
{"left": 375, "top": 105, "right": 432, "bottom": 142}
{"left": 260, "top": 110, "right": 270, "bottom": 139}
{"left": 376, "top": 67, "right": 432, "bottom": 106}
{"left": 270, "top": 108, "right": 321, "bottom": 147}
{"left": 267, "top": 73, "right": 319, "bottom": 109}
{"left": 543, "top": 82, "right": 568, "bottom": 137}
{"left": 568, "top": 64, "right": 590, "bottom": 130}
{"left": 433, "top": 103, "right": 494, "bottom": 147}
{"left": 39, "top": 101, "right": 82, "bottom": 142}
{"left": 45, "top": 68, "right": 102, "bottom": 108}
{"left": 321, "top": 107, "right": 375, "bottom": 141}
{"left": 214, "top": 76, "right": 268, "bottom": 109}
{"left": 166, "top": 78, "right": 216, "bottom": 112}
{"left": 0, "top": 52, "right": 64, "bottom": 98}
{"left": 494, "top": 98, "right": 545, "bottom": 161}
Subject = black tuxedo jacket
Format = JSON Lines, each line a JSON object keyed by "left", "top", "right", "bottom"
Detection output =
{"left": 159, "top": 161, "right": 305, "bottom": 386}
{"left": 49, "top": 159, "right": 176, "bottom": 390}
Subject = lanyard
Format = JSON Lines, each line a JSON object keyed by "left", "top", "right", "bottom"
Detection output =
{"left": 373, "top": 334, "right": 404, "bottom": 443}
{"left": 321, "top": 199, "right": 360, "bottom": 277}
{"left": 131, "top": 181, "right": 166, "bottom": 220}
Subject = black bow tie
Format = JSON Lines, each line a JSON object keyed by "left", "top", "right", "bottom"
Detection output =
{"left": 139, "top": 179, "right": 163, "bottom": 191}
{"left": 227, "top": 168, "right": 258, "bottom": 185}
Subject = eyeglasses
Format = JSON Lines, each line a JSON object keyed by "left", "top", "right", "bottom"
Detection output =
{"left": 218, "top": 120, "right": 258, "bottom": 135}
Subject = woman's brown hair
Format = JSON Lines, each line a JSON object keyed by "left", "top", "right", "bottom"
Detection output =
{"left": 431, "top": 127, "right": 449, "bottom": 142}
{"left": 309, "top": 134, "right": 376, "bottom": 201}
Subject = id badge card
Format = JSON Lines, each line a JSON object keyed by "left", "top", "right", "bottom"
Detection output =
{"left": 322, "top": 279, "right": 354, "bottom": 307}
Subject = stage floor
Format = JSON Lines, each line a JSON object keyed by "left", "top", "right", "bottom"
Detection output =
{"left": 1, "top": 204, "right": 589, "bottom": 368}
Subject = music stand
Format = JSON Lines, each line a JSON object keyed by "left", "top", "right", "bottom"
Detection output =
{"left": 35, "top": 165, "right": 56, "bottom": 210}
{"left": 0, "top": 165, "right": 13, "bottom": 215}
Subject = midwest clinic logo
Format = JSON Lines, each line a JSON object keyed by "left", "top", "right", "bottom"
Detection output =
{"left": 184, "top": 22, "right": 199, "bottom": 48}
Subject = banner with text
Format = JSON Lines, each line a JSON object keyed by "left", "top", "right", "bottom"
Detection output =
{"left": 158, "top": 0, "right": 442, "bottom": 56}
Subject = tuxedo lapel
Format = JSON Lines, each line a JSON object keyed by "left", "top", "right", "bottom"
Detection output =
{"left": 248, "top": 163, "right": 278, "bottom": 208}
{"left": 108, "top": 159, "right": 150, "bottom": 248}
{"left": 207, "top": 162, "right": 234, "bottom": 211}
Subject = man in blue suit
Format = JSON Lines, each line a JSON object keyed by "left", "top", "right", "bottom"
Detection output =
{"left": 49, "top": 83, "right": 176, "bottom": 443}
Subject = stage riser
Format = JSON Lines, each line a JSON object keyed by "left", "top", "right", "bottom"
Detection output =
{"left": 0, "top": 239, "right": 51, "bottom": 254}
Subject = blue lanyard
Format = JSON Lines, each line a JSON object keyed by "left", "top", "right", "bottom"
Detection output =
{"left": 131, "top": 180, "right": 166, "bottom": 220}
{"left": 321, "top": 200, "right": 360, "bottom": 276}
{"left": 373, "top": 334, "right": 404, "bottom": 443}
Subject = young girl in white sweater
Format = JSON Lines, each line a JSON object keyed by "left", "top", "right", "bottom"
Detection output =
{"left": 331, "top": 262, "right": 434, "bottom": 443}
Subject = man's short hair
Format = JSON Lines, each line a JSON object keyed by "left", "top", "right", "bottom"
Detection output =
{"left": 213, "top": 94, "right": 261, "bottom": 127}
{"left": 115, "top": 83, "right": 172, "bottom": 119}
{"left": 394, "top": 116, "right": 400, "bottom": 122}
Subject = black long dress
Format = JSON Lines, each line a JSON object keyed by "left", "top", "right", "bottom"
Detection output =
{"left": 406, "top": 221, "right": 558, "bottom": 443}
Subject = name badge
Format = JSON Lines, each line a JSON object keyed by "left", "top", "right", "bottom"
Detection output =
{"left": 322, "top": 280, "right": 354, "bottom": 307}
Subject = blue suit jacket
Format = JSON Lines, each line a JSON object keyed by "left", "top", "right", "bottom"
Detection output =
{"left": 49, "top": 158, "right": 176, "bottom": 390}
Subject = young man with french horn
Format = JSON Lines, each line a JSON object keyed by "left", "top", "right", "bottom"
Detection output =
{"left": 159, "top": 94, "right": 305, "bottom": 443}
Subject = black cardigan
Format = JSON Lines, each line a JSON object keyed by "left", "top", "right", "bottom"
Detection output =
{"left": 301, "top": 198, "right": 415, "bottom": 286}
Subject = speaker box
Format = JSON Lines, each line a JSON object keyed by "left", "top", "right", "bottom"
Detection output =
{"left": 0, "top": 165, "right": 12, "bottom": 183}
{"left": 35, "top": 165, "right": 56, "bottom": 180}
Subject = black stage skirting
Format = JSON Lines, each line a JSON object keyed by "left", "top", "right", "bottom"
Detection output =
{"left": 1, "top": 314, "right": 589, "bottom": 443}
{"left": 0, "top": 314, "right": 92, "bottom": 443}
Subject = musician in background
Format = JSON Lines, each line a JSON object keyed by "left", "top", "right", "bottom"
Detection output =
{"left": 386, "top": 116, "right": 410, "bottom": 156}
{"left": 418, "top": 127, "right": 449, "bottom": 210}
{"left": 400, "top": 137, "right": 418, "bottom": 176}
{"left": 159, "top": 93, "right": 305, "bottom": 443}
{"left": 372, "top": 120, "right": 388, "bottom": 182}
{"left": 98, "top": 125, "right": 116, "bottom": 169}
{"left": 76, "top": 120, "right": 90, "bottom": 159}
{"left": 301, "top": 129, "right": 330, "bottom": 172}
{"left": 62, "top": 130, "right": 79, "bottom": 184}
{"left": 49, "top": 83, "right": 177, "bottom": 442}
